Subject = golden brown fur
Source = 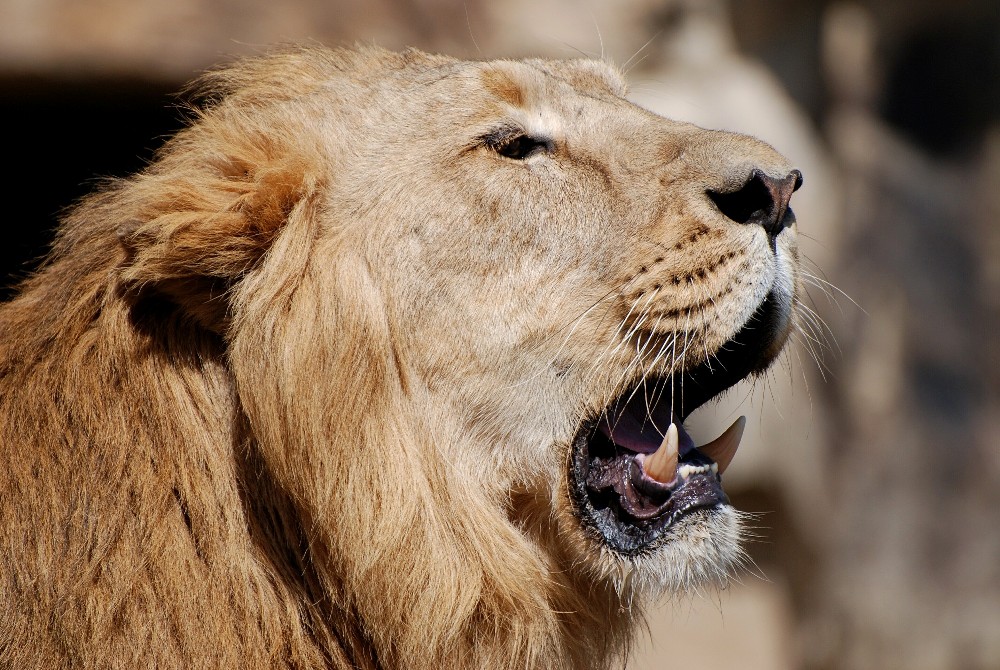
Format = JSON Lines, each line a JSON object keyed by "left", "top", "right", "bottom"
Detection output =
{"left": 0, "top": 46, "right": 800, "bottom": 669}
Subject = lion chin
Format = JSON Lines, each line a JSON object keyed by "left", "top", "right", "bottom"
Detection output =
{"left": 0, "top": 46, "right": 802, "bottom": 669}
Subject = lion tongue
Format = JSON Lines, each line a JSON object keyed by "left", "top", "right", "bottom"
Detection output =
{"left": 597, "top": 398, "right": 695, "bottom": 455}
{"left": 698, "top": 416, "right": 746, "bottom": 475}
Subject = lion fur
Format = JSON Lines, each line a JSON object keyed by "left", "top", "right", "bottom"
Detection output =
{"left": 0, "top": 45, "right": 797, "bottom": 669}
{"left": 0, "top": 46, "right": 635, "bottom": 670}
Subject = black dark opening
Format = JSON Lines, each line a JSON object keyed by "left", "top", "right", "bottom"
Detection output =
{"left": 707, "top": 171, "right": 774, "bottom": 225}
{"left": 0, "top": 75, "right": 182, "bottom": 301}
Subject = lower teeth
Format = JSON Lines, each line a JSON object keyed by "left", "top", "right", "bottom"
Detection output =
{"left": 677, "top": 463, "right": 717, "bottom": 480}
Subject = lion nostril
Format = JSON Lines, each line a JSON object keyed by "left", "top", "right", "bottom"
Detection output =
{"left": 707, "top": 172, "right": 773, "bottom": 225}
{"left": 707, "top": 168, "right": 801, "bottom": 239}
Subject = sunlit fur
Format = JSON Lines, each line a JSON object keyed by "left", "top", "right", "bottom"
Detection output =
{"left": 0, "top": 46, "right": 799, "bottom": 669}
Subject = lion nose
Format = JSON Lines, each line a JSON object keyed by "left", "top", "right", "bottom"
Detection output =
{"left": 708, "top": 169, "right": 803, "bottom": 239}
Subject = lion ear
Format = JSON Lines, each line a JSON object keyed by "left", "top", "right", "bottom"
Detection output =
{"left": 117, "top": 137, "right": 323, "bottom": 332}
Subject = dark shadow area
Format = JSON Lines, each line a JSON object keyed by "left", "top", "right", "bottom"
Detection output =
{"left": 0, "top": 76, "right": 183, "bottom": 301}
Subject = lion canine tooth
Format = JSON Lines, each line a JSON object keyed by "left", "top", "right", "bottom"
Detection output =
{"left": 643, "top": 423, "right": 679, "bottom": 483}
{"left": 698, "top": 416, "right": 746, "bottom": 475}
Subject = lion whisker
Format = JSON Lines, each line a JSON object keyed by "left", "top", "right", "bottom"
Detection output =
{"left": 584, "top": 292, "right": 648, "bottom": 380}
{"left": 503, "top": 289, "right": 620, "bottom": 391}
{"left": 800, "top": 265, "right": 862, "bottom": 314}
{"left": 586, "top": 289, "right": 662, "bottom": 412}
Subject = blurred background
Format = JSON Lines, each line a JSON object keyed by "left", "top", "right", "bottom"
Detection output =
{"left": 1, "top": 0, "right": 996, "bottom": 668}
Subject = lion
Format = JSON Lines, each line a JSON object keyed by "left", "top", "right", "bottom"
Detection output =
{"left": 0, "top": 46, "right": 803, "bottom": 669}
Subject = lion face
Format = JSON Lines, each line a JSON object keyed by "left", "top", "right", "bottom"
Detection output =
{"left": 0, "top": 46, "right": 805, "bottom": 669}
{"left": 282, "top": 52, "right": 802, "bottom": 590}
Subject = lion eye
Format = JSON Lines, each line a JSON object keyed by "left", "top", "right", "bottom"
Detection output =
{"left": 497, "top": 135, "right": 551, "bottom": 159}
{"left": 484, "top": 128, "right": 553, "bottom": 160}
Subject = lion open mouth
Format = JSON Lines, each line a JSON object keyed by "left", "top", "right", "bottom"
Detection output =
{"left": 570, "top": 292, "right": 788, "bottom": 555}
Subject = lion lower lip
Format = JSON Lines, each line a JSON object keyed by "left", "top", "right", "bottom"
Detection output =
{"left": 584, "top": 427, "right": 725, "bottom": 520}
{"left": 570, "top": 424, "right": 729, "bottom": 554}
{"left": 626, "top": 455, "right": 720, "bottom": 520}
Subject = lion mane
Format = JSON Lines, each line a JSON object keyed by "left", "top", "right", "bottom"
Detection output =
{"left": 0, "top": 46, "right": 802, "bottom": 669}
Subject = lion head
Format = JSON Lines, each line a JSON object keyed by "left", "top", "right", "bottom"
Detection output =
{"left": 0, "top": 46, "right": 802, "bottom": 669}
